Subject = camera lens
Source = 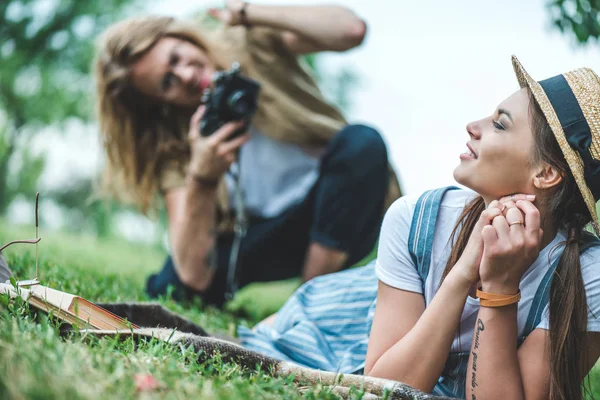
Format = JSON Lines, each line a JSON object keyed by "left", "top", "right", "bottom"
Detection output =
{"left": 227, "top": 90, "right": 251, "bottom": 118}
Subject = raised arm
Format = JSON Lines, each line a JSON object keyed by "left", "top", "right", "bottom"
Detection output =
{"left": 163, "top": 181, "right": 218, "bottom": 291}
{"left": 465, "top": 201, "right": 547, "bottom": 399}
{"left": 164, "top": 107, "right": 248, "bottom": 291}
{"left": 209, "top": 1, "right": 367, "bottom": 53}
{"left": 366, "top": 266, "right": 474, "bottom": 392}
{"left": 365, "top": 203, "right": 505, "bottom": 392}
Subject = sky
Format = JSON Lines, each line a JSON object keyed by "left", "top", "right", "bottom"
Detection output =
{"left": 15, "top": 0, "right": 600, "bottom": 235}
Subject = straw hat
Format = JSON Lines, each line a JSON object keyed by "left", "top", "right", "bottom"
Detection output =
{"left": 512, "top": 55, "right": 600, "bottom": 233}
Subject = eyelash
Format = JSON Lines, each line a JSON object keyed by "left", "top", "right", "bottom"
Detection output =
{"left": 492, "top": 120, "right": 505, "bottom": 130}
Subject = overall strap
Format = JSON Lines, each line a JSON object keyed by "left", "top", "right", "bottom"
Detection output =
{"left": 521, "top": 231, "right": 600, "bottom": 341}
{"left": 408, "top": 186, "right": 460, "bottom": 285}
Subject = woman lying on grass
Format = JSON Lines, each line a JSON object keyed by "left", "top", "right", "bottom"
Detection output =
{"left": 239, "top": 56, "right": 600, "bottom": 399}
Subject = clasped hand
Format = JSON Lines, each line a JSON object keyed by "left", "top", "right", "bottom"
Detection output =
{"left": 457, "top": 194, "right": 543, "bottom": 294}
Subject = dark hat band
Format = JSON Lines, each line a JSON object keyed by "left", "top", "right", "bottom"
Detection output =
{"left": 539, "top": 75, "right": 600, "bottom": 200}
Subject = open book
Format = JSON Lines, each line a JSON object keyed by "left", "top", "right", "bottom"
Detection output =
{"left": 0, "top": 193, "right": 138, "bottom": 331}
{"left": 0, "top": 282, "right": 138, "bottom": 330}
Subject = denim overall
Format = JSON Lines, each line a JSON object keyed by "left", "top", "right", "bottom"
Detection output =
{"left": 409, "top": 187, "right": 599, "bottom": 398}
{"left": 239, "top": 187, "right": 599, "bottom": 398}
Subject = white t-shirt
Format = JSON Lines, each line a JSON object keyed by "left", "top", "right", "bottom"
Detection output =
{"left": 225, "top": 127, "right": 323, "bottom": 218}
{"left": 375, "top": 189, "right": 600, "bottom": 353}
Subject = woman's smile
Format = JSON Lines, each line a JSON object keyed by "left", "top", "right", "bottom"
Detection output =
{"left": 460, "top": 142, "right": 478, "bottom": 160}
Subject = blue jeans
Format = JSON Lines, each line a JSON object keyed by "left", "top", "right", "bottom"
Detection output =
{"left": 147, "top": 124, "right": 390, "bottom": 307}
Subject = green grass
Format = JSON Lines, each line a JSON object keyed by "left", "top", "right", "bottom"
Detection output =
{"left": 0, "top": 222, "right": 352, "bottom": 399}
{"left": 0, "top": 219, "right": 299, "bottom": 320}
{"left": 3, "top": 221, "right": 599, "bottom": 399}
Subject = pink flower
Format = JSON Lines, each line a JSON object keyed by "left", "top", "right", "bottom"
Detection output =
{"left": 134, "top": 373, "right": 160, "bottom": 392}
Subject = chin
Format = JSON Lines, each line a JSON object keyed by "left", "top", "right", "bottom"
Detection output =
{"left": 453, "top": 164, "right": 468, "bottom": 187}
{"left": 453, "top": 165, "right": 482, "bottom": 195}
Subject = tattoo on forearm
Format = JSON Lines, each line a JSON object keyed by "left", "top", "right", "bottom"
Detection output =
{"left": 471, "top": 319, "right": 485, "bottom": 399}
{"left": 204, "top": 247, "right": 217, "bottom": 270}
{"left": 204, "top": 229, "right": 218, "bottom": 270}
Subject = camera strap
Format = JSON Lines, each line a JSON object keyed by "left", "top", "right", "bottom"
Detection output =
{"left": 224, "top": 161, "right": 247, "bottom": 301}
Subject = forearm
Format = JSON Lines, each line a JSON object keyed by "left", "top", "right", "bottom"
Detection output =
{"left": 466, "top": 284, "right": 524, "bottom": 400}
{"left": 368, "top": 267, "right": 472, "bottom": 392}
{"left": 246, "top": 3, "right": 366, "bottom": 51}
{"left": 170, "top": 178, "right": 219, "bottom": 291}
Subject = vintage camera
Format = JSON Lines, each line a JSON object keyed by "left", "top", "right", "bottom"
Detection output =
{"left": 200, "top": 62, "right": 261, "bottom": 139}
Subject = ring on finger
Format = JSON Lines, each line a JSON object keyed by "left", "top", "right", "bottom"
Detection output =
{"left": 509, "top": 220, "right": 524, "bottom": 226}
{"left": 500, "top": 203, "right": 507, "bottom": 212}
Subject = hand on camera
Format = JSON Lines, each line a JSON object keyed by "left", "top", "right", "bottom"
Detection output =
{"left": 479, "top": 196, "right": 543, "bottom": 294}
{"left": 208, "top": 0, "right": 246, "bottom": 26}
{"left": 188, "top": 106, "right": 249, "bottom": 183}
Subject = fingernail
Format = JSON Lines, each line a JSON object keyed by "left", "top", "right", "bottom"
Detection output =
{"left": 527, "top": 195, "right": 536, "bottom": 200}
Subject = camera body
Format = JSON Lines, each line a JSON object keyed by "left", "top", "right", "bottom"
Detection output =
{"left": 200, "top": 62, "right": 261, "bottom": 139}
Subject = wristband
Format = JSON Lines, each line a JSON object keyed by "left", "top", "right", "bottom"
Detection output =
{"left": 240, "top": 2, "right": 251, "bottom": 27}
{"left": 191, "top": 174, "right": 220, "bottom": 187}
{"left": 476, "top": 288, "right": 521, "bottom": 308}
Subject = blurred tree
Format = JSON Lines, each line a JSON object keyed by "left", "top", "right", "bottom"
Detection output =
{"left": 45, "top": 179, "right": 114, "bottom": 237}
{"left": 0, "top": 0, "right": 144, "bottom": 215}
{"left": 548, "top": 0, "right": 600, "bottom": 43}
{"left": 301, "top": 53, "right": 360, "bottom": 115}
{"left": 1, "top": 5, "right": 360, "bottom": 242}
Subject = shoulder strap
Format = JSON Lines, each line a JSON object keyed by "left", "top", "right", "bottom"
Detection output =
{"left": 408, "top": 186, "right": 460, "bottom": 285}
{"left": 521, "top": 232, "right": 600, "bottom": 339}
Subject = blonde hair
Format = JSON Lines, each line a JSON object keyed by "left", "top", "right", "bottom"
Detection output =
{"left": 95, "top": 16, "right": 226, "bottom": 213}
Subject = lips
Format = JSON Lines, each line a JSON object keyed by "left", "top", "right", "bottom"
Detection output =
{"left": 192, "top": 76, "right": 202, "bottom": 92}
{"left": 197, "top": 73, "right": 214, "bottom": 93}
{"left": 197, "top": 76, "right": 207, "bottom": 92}
{"left": 188, "top": 72, "right": 207, "bottom": 94}
{"left": 466, "top": 143, "right": 478, "bottom": 159}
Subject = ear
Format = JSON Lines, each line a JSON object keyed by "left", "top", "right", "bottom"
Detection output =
{"left": 532, "top": 164, "right": 563, "bottom": 189}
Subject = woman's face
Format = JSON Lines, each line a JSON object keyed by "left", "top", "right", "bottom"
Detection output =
{"left": 131, "top": 37, "right": 216, "bottom": 107}
{"left": 453, "top": 88, "right": 538, "bottom": 201}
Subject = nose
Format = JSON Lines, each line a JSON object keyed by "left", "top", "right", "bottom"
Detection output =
{"left": 173, "top": 64, "right": 195, "bottom": 86}
{"left": 466, "top": 120, "right": 482, "bottom": 139}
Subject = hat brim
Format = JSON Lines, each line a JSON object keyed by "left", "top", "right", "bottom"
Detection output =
{"left": 511, "top": 55, "right": 599, "bottom": 233}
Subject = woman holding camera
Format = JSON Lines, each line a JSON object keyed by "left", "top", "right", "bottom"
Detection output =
{"left": 95, "top": 1, "right": 401, "bottom": 306}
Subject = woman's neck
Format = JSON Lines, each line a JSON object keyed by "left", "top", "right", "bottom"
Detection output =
{"left": 538, "top": 202, "right": 560, "bottom": 251}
